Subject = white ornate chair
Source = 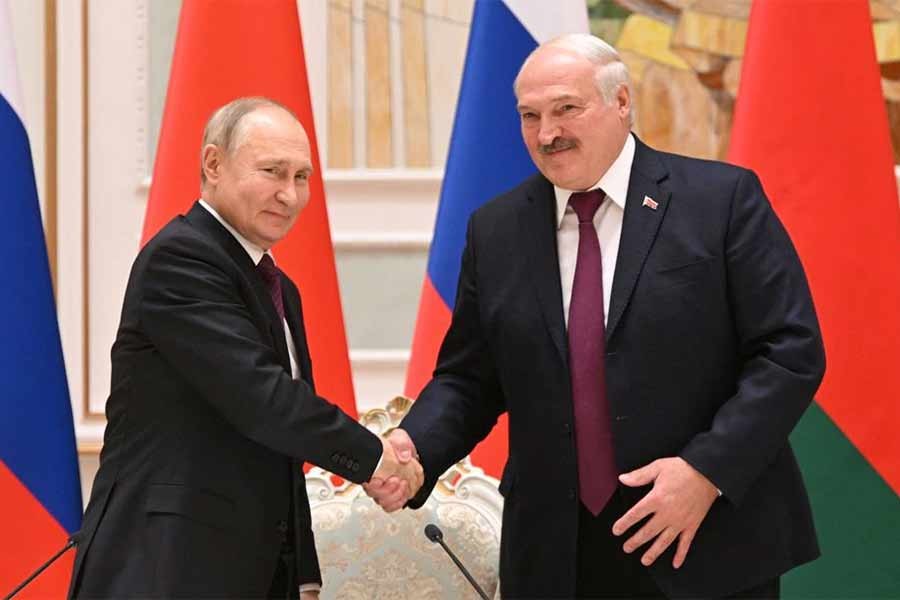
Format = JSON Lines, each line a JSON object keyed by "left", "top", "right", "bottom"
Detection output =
{"left": 307, "top": 397, "right": 504, "bottom": 599}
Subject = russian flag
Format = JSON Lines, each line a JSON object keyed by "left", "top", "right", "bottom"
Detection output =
{"left": 405, "top": 0, "right": 588, "bottom": 477}
{"left": 0, "top": 2, "right": 82, "bottom": 596}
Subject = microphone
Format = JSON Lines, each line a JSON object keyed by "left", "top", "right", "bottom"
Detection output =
{"left": 424, "top": 523, "right": 490, "bottom": 600}
{"left": 4, "top": 532, "right": 80, "bottom": 600}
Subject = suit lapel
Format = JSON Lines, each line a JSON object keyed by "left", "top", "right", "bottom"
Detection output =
{"left": 606, "top": 139, "right": 670, "bottom": 342}
{"left": 516, "top": 175, "right": 569, "bottom": 370}
{"left": 185, "top": 202, "right": 292, "bottom": 370}
{"left": 282, "top": 278, "right": 314, "bottom": 387}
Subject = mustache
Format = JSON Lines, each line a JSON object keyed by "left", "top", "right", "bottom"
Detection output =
{"left": 538, "top": 137, "right": 576, "bottom": 154}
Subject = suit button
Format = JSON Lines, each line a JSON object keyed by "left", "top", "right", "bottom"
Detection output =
{"left": 276, "top": 519, "right": 288, "bottom": 532}
{"left": 331, "top": 453, "right": 340, "bottom": 463}
{"left": 562, "top": 423, "right": 571, "bottom": 435}
{"left": 568, "top": 489, "right": 576, "bottom": 500}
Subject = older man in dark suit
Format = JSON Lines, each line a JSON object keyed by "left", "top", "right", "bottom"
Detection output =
{"left": 366, "top": 34, "right": 825, "bottom": 599}
{"left": 69, "top": 97, "right": 423, "bottom": 599}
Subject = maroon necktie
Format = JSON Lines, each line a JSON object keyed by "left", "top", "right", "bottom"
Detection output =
{"left": 567, "top": 190, "right": 618, "bottom": 516}
{"left": 257, "top": 254, "right": 285, "bottom": 321}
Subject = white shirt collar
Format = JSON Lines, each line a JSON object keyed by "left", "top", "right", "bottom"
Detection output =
{"left": 198, "top": 199, "right": 270, "bottom": 266}
{"left": 554, "top": 133, "right": 635, "bottom": 229}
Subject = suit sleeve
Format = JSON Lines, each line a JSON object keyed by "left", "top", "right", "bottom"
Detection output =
{"left": 679, "top": 169, "right": 826, "bottom": 505}
{"left": 137, "top": 236, "right": 383, "bottom": 483}
{"left": 402, "top": 217, "right": 507, "bottom": 507}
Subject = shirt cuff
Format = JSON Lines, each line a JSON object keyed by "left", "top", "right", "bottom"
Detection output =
{"left": 373, "top": 448, "right": 384, "bottom": 475}
{"left": 299, "top": 583, "right": 321, "bottom": 594}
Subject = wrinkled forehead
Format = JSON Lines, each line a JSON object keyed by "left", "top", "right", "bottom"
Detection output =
{"left": 232, "top": 107, "right": 308, "bottom": 153}
{"left": 515, "top": 47, "right": 596, "bottom": 99}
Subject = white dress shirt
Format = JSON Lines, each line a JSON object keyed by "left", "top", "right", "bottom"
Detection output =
{"left": 555, "top": 133, "right": 635, "bottom": 328}
{"left": 199, "top": 200, "right": 302, "bottom": 379}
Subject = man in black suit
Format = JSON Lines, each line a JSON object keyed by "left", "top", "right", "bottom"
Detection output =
{"left": 69, "top": 97, "right": 423, "bottom": 599}
{"left": 366, "top": 34, "right": 825, "bottom": 598}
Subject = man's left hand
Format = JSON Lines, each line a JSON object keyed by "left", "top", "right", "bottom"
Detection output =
{"left": 300, "top": 591, "right": 319, "bottom": 600}
{"left": 612, "top": 457, "right": 719, "bottom": 569}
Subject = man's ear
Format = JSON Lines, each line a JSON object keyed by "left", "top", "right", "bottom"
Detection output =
{"left": 201, "top": 144, "right": 223, "bottom": 184}
{"left": 616, "top": 84, "right": 631, "bottom": 117}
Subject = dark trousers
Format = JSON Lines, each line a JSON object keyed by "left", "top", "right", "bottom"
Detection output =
{"left": 267, "top": 552, "right": 299, "bottom": 600}
{"left": 575, "top": 491, "right": 779, "bottom": 599}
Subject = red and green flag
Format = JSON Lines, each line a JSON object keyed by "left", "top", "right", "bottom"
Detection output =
{"left": 728, "top": 1, "right": 900, "bottom": 596}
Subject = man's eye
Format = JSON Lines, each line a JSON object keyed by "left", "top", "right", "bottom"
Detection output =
{"left": 295, "top": 172, "right": 309, "bottom": 181}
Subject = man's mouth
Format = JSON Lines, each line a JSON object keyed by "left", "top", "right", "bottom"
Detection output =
{"left": 538, "top": 138, "right": 576, "bottom": 155}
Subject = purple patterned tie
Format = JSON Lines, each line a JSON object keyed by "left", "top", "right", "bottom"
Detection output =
{"left": 568, "top": 190, "right": 618, "bottom": 516}
{"left": 257, "top": 254, "right": 285, "bottom": 321}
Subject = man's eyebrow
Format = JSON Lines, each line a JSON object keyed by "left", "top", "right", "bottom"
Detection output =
{"left": 517, "top": 94, "right": 582, "bottom": 111}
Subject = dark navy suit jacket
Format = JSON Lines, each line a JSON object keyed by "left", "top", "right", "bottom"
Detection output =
{"left": 402, "top": 138, "right": 825, "bottom": 598}
{"left": 70, "top": 203, "right": 382, "bottom": 598}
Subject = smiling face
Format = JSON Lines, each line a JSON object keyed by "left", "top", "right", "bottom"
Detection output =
{"left": 201, "top": 105, "right": 312, "bottom": 250}
{"left": 515, "top": 46, "right": 631, "bottom": 190}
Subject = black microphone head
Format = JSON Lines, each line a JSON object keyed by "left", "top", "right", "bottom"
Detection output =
{"left": 424, "top": 523, "right": 443, "bottom": 543}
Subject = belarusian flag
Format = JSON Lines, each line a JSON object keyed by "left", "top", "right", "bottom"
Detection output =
{"left": 728, "top": 1, "right": 900, "bottom": 596}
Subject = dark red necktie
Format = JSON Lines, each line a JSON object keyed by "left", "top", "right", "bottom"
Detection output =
{"left": 567, "top": 190, "right": 618, "bottom": 515}
{"left": 257, "top": 254, "right": 285, "bottom": 321}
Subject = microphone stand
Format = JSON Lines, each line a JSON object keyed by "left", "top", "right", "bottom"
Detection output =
{"left": 424, "top": 523, "right": 490, "bottom": 600}
{"left": 4, "top": 535, "right": 78, "bottom": 600}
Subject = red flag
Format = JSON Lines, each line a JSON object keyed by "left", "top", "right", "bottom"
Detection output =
{"left": 144, "top": 0, "right": 356, "bottom": 417}
{"left": 728, "top": 0, "right": 900, "bottom": 494}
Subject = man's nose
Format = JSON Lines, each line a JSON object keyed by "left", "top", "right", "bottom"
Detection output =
{"left": 276, "top": 180, "right": 298, "bottom": 206}
{"left": 537, "top": 119, "right": 561, "bottom": 146}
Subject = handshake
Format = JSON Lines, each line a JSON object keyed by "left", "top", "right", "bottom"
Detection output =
{"left": 364, "top": 429, "right": 423, "bottom": 512}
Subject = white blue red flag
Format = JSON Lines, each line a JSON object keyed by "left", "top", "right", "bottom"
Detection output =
{"left": 0, "top": 2, "right": 82, "bottom": 595}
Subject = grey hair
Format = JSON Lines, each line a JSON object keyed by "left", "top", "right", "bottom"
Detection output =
{"left": 199, "top": 96, "right": 298, "bottom": 184}
{"left": 515, "top": 33, "right": 633, "bottom": 124}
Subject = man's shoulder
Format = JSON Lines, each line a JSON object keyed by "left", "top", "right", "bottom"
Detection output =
{"left": 141, "top": 214, "right": 207, "bottom": 258}
{"left": 136, "top": 208, "right": 233, "bottom": 274}
{"left": 644, "top": 143, "right": 753, "bottom": 188}
{"left": 473, "top": 172, "right": 549, "bottom": 220}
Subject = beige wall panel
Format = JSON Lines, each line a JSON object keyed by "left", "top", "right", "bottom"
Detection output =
{"left": 402, "top": 1, "right": 430, "bottom": 167}
{"left": 428, "top": 0, "right": 472, "bottom": 23}
{"left": 424, "top": 0, "right": 471, "bottom": 166}
{"left": 9, "top": 0, "right": 46, "bottom": 216}
{"left": 672, "top": 8, "right": 747, "bottom": 59}
{"left": 328, "top": 1, "right": 354, "bottom": 168}
{"left": 365, "top": 0, "right": 393, "bottom": 167}
{"left": 635, "top": 61, "right": 731, "bottom": 160}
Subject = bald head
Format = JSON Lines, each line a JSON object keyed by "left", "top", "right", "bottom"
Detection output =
{"left": 200, "top": 97, "right": 303, "bottom": 185}
{"left": 515, "top": 33, "right": 632, "bottom": 123}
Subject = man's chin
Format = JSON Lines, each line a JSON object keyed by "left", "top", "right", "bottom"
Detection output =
{"left": 541, "top": 170, "right": 586, "bottom": 190}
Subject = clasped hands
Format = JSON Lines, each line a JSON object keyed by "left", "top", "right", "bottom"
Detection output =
{"left": 364, "top": 429, "right": 422, "bottom": 512}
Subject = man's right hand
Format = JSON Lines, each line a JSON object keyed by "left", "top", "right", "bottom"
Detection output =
{"left": 364, "top": 429, "right": 422, "bottom": 512}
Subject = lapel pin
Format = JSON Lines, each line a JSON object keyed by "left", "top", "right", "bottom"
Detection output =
{"left": 642, "top": 195, "right": 659, "bottom": 210}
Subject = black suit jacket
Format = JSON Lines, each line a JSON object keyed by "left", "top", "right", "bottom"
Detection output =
{"left": 69, "top": 202, "right": 382, "bottom": 598}
{"left": 401, "top": 138, "right": 826, "bottom": 598}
